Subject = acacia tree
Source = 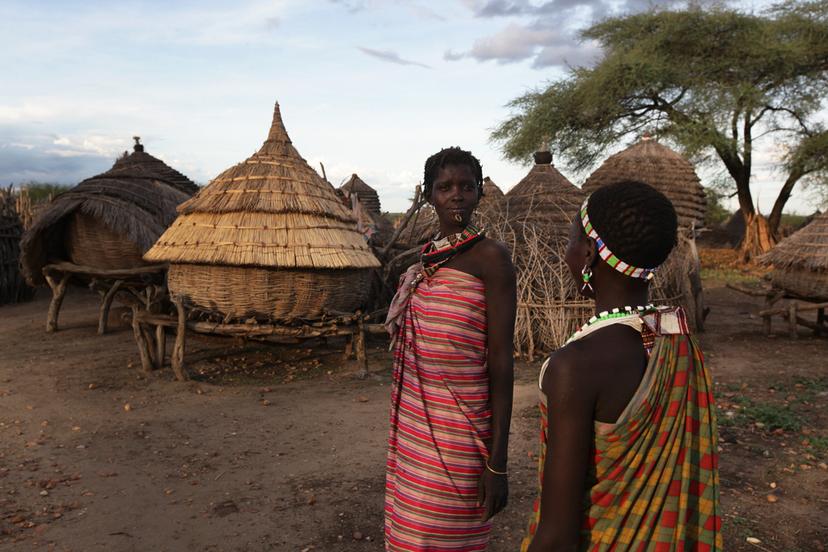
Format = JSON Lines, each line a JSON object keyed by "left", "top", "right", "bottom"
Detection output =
{"left": 493, "top": 0, "right": 828, "bottom": 256}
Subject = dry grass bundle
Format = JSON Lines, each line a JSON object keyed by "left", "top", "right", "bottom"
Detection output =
{"left": 583, "top": 136, "right": 706, "bottom": 229}
{"left": 0, "top": 186, "right": 35, "bottom": 304}
{"left": 760, "top": 211, "right": 828, "bottom": 301}
{"left": 145, "top": 102, "right": 380, "bottom": 321}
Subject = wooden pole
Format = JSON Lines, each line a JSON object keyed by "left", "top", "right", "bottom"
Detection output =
{"left": 355, "top": 317, "right": 368, "bottom": 379}
{"left": 817, "top": 308, "right": 826, "bottom": 337}
{"left": 788, "top": 302, "right": 798, "bottom": 339}
{"left": 44, "top": 271, "right": 70, "bottom": 333}
{"left": 97, "top": 279, "right": 123, "bottom": 335}
{"left": 155, "top": 325, "right": 166, "bottom": 369}
{"left": 131, "top": 306, "right": 154, "bottom": 374}
{"left": 171, "top": 297, "right": 188, "bottom": 381}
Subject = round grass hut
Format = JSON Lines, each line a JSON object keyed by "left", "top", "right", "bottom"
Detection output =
{"left": 761, "top": 211, "right": 828, "bottom": 301}
{"left": 582, "top": 135, "right": 706, "bottom": 229}
{"left": 20, "top": 140, "right": 196, "bottom": 286}
{"left": 340, "top": 174, "right": 381, "bottom": 215}
{"left": 505, "top": 149, "right": 586, "bottom": 242}
{"left": 144, "top": 103, "right": 381, "bottom": 321}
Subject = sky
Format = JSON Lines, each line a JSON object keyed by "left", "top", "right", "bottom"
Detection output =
{"left": 0, "top": 0, "right": 820, "bottom": 214}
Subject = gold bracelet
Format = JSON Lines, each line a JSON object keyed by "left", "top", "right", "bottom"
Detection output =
{"left": 485, "top": 461, "right": 508, "bottom": 476}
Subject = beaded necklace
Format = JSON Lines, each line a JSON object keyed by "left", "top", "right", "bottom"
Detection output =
{"left": 565, "top": 304, "right": 656, "bottom": 345}
{"left": 409, "top": 224, "right": 485, "bottom": 289}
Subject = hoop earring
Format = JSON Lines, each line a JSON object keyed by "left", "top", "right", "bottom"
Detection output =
{"left": 581, "top": 265, "right": 594, "bottom": 293}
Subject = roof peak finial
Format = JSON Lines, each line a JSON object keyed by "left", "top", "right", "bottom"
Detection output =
{"left": 534, "top": 138, "right": 553, "bottom": 165}
{"left": 132, "top": 136, "right": 144, "bottom": 152}
{"left": 265, "top": 101, "right": 291, "bottom": 144}
{"left": 641, "top": 131, "right": 654, "bottom": 142}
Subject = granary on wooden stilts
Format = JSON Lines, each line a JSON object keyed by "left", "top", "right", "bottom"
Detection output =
{"left": 761, "top": 211, "right": 828, "bottom": 302}
{"left": 582, "top": 134, "right": 707, "bottom": 329}
{"left": 144, "top": 103, "right": 381, "bottom": 322}
{"left": 0, "top": 187, "right": 34, "bottom": 305}
{"left": 18, "top": 138, "right": 197, "bottom": 332}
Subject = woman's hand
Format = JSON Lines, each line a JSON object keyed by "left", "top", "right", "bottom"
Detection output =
{"left": 477, "top": 467, "right": 508, "bottom": 521}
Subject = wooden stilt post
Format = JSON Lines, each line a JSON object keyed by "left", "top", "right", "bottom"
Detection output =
{"left": 355, "top": 316, "right": 368, "bottom": 379}
{"left": 131, "top": 306, "right": 154, "bottom": 374}
{"left": 816, "top": 308, "right": 825, "bottom": 337}
{"left": 97, "top": 279, "right": 123, "bottom": 335}
{"left": 44, "top": 271, "right": 70, "bottom": 333}
{"left": 343, "top": 333, "right": 354, "bottom": 360}
{"left": 171, "top": 296, "right": 188, "bottom": 381}
{"left": 155, "top": 325, "right": 166, "bottom": 369}
{"left": 788, "top": 302, "right": 798, "bottom": 340}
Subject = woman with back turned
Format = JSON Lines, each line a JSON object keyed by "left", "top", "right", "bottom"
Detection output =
{"left": 523, "top": 180, "right": 722, "bottom": 552}
{"left": 384, "top": 147, "right": 517, "bottom": 551}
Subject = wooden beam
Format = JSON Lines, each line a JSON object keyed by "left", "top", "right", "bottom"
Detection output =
{"left": 44, "top": 271, "right": 70, "bottom": 333}
{"left": 97, "top": 279, "right": 123, "bottom": 335}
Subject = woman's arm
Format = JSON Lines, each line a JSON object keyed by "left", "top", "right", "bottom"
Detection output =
{"left": 478, "top": 239, "right": 517, "bottom": 520}
{"left": 526, "top": 346, "right": 596, "bottom": 552}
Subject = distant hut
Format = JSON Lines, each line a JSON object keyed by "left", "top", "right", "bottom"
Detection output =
{"left": 144, "top": 103, "right": 381, "bottom": 321}
{"left": 0, "top": 187, "right": 34, "bottom": 304}
{"left": 582, "top": 135, "right": 706, "bottom": 229}
{"left": 20, "top": 139, "right": 196, "bottom": 286}
{"left": 505, "top": 148, "right": 586, "bottom": 243}
{"left": 582, "top": 135, "right": 707, "bottom": 329}
{"left": 761, "top": 211, "right": 828, "bottom": 301}
{"left": 341, "top": 174, "right": 381, "bottom": 215}
{"left": 478, "top": 176, "right": 505, "bottom": 220}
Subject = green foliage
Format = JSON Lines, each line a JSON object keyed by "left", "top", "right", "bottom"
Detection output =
{"left": 704, "top": 188, "right": 730, "bottom": 226}
{"left": 492, "top": 1, "right": 828, "bottom": 229}
{"left": 17, "top": 182, "right": 69, "bottom": 202}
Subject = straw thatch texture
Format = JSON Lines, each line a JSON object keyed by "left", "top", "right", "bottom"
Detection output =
{"left": 505, "top": 150, "right": 586, "bottom": 240}
{"left": 761, "top": 211, "right": 828, "bottom": 301}
{"left": 114, "top": 141, "right": 199, "bottom": 196}
{"left": 582, "top": 137, "right": 706, "bottom": 229}
{"left": 341, "top": 173, "right": 381, "bottom": 215}
{"left": 20, "top": 143, "right": 194, "bottom": 286}
{"left": 0, "top": 187, "right": 34, "bottom": 304}
{"left": 145, "top": 103, "right": 380, "bottom": 321}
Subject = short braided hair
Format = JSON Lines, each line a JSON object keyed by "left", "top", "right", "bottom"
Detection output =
{"left": 587, "top": 180, "right": 678, "bottom": 269}
{"left": 423, "top": 147, "right": 483, "bottom": 200}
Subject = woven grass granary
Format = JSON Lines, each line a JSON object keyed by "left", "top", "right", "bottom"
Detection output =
{"left": 505, "top": 148, "right": 586, "bottom": 244}
{"left": 761, "top": 211, "right": 828, "bottom": 301}
{"left": 582, "top": 135, "right": 706, "bottom": 229}
{"left": 340, "top": 174, "right": 381, "bottom": 215}
{"left": 20, "top": 139, "right": 195, "bottom": 285}
{"left": 144, "top": 103, "right": 381, "bottom": 321}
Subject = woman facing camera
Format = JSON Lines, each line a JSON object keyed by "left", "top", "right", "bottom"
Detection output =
{"left": 523, "top": 181, "right": 721, "bottom": 552}
{"left": 384, "top": 147, "right": 517, "bottom": 552}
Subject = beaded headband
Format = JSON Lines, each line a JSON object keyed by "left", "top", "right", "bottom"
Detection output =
{"left": 580, "top": 197, "right": 656, "bottom": 281}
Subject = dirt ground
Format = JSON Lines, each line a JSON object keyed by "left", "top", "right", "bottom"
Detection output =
{"left": 0, "top": 259, "right": 826, "bottom": 551}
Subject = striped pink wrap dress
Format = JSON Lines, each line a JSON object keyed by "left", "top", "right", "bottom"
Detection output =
{"left": 385, "top": 267, "right": 492, "bottom": 551}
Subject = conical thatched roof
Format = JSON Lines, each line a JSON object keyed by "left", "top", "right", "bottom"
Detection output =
{"left": 341, "top": 174, "right": 381, "bottom": 215}
{"left": 20, "top": 141, "right": 194, "bottom": 285}
{"left": 480, "top": 176, "right": 505, "bottom": 214}
{"left": 761, "top": 211, "right": 828, "bottom": 301}
{"left": 762, "top": 211, "right": 828, "bottom": 272}
{"left": 145, "top": 103, "right": 379, "bottom": 270}
{"left": 505, "top": 149, "right": 586, "bottom": 238}
{"left": 582, "top": 136, "right": 706, "bottom": 228}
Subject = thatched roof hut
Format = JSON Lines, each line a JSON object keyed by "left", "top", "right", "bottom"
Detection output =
{"left": 761, "top": 211, "right": 828, "bottom": 301}
{"left": 340, "top": 174, "right": 381, "bottom": 215}
{"left": 479, "top": 176, "right": 504, "bottom": 216}
{"left": 582, "top": 135, "right": 706, "bottom": 229}
{"left": 505, "top": 149, "right": 586, "bottom": 242}
{"left": 145, "top": 103, "right": 381, "bottom": 321}
{"left": 0, "top": 187, "right": 34, "bottom": 304}
{"left": 20, "top": 140, "right": 195, "bottom": 286}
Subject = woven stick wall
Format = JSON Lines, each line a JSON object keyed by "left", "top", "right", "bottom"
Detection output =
{"left": 145, "top": 102, "right": 381, "bottom": 321}
{"left": 20, "top": 141, "right": 194, "bottom": 285}
{"left": 760, "top": 211, "right": 828, "bottom": 301}
{"left": 582, "top": 136, "right": 706, "bottom": 229}
{"left": 0, "top": 187, "right": 34, "bottom": 304}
